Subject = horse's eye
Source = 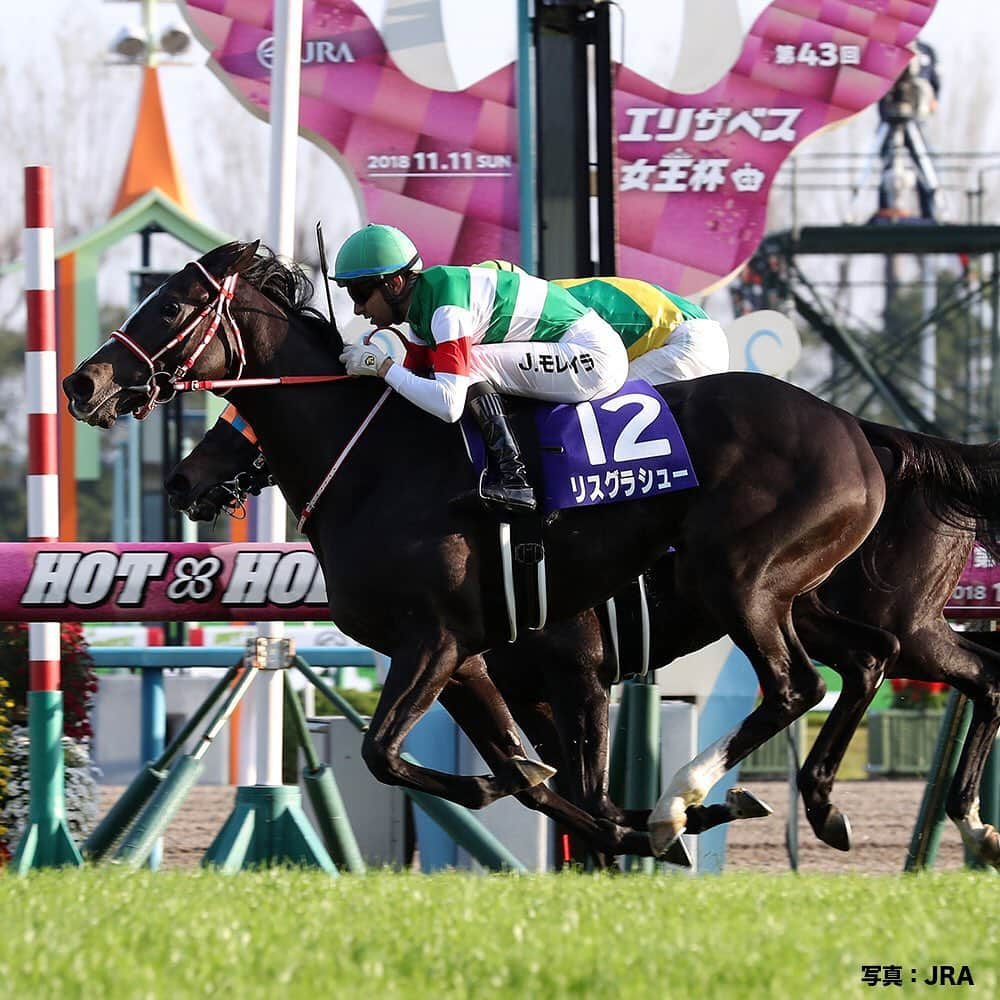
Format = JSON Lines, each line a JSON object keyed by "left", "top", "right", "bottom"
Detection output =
{"left": 161, "top": 300, "right": 181, "bottom": 321}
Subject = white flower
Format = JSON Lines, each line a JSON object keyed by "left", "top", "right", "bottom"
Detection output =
{"left": 0, "top": 726, "right": 102, "bottom": 847}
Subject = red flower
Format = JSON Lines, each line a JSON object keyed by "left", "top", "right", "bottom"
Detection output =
{"left": 0, "top": 623, "right": 98, "bottom": 737}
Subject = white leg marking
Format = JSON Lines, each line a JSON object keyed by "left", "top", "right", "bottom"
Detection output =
{"left": 956, "top": 797, "right": 985, "bottom": 849}
{"left": 648, "top": 730, "right": 735, "bottom": 855}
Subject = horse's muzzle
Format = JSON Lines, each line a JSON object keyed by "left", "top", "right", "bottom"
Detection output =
{"left": 62, "top": 368, "right": 130, "bottom": 427}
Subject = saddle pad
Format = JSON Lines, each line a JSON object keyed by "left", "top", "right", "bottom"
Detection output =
{"left": 460, "top": 380, "right": 698, "bottom": 515}
{"left": 534, "top": 379, "right": 698, "bottom": 514}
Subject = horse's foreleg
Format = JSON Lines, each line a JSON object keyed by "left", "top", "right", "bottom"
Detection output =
{"left": 439, "top": 657, "right": 656, "bottom": 860}
{"left": 362, "top": 637, "right": 551, "bottom": 808}
{"left": 440, "top": 654, "right": 559, "bottom": 789}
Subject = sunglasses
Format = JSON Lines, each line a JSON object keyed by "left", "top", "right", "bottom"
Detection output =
{"left": 346, "top": 278, "right": 381, "bottom": 305}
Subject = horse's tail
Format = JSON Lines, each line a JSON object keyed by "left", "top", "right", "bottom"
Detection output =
{"left": 859, "top": 418, "right": 1000, "bottom": 556}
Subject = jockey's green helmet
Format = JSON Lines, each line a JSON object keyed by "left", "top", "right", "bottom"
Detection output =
{"left": 333, "top": 224, "right": 422, "bottom": 284}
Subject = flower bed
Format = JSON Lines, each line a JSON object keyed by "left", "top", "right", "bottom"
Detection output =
{"left": 0, "top": 725, "right": 102, "bottom": 850}
{"left": 0, "top": 676, "right": 11, "bottom": 865}
{"left": 888, "top": 677, "right": 949, "bottom": 712}
{"left": 0, "top": 623, "right": 100, "bottom": 861}
{"left": 0, "top": 622, "right": 98, "bottom": 738}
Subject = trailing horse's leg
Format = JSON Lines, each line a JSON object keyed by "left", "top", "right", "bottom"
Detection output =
{"left": 793, "top": 594, "right": 901, "bottom": 851}
{"left": 482, "top": 688, "right": 615, "bottom": 867}
{"left": 523, "top": 621, "right": 630, "bottom": 862}
{"left": 362, "top": 633, "right": 553, "bottom": 808}
{"left": 934, "top": 633, "right": 1000, "bottom": 866}
{"left": 439, "top": 656, "right": 656, "bottom": 860}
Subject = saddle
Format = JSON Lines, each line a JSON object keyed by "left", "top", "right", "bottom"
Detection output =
{"left": 457, "top": 381, "right": 696, "bottom": 646}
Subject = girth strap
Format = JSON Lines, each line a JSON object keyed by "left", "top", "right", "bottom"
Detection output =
{"left": 605, "top": 574, "right": 650, "bottom": 684}
{"left": 498, "top": 520, "right": 548, "bottom": 643}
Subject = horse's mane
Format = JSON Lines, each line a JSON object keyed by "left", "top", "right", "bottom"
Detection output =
{"left": 237, "top": 246, "right": 342, "bottom": 350}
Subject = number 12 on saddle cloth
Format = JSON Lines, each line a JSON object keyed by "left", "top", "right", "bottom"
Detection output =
{"left": 462, "top": 379, "right": 699, "bottom": 515}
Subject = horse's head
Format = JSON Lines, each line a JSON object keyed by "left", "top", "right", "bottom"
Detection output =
{"left": 62, "top": 241, "right": 260, "bottom": 427}
{"left": 164, "top": 416, "right": 270, "bottom": 522}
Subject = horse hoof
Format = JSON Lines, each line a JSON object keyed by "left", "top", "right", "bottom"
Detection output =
{"left": 660, "top": 836, "right": 693, "bottom": 869}
{"left": 510, "top": 755, "right": 556, "bottom": 787}
{"left": 725, "top": 787, "right": 772, "bottom": 819}
{"left": 649, "top": 818, "right": 685, "bottom": 858}
{"left": 807, "top": 802, "right": 852, "bottom": 852}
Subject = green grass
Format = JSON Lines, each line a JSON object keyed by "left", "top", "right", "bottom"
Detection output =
{"left": 0, "top": 869, "right": 996, "bottom": 999}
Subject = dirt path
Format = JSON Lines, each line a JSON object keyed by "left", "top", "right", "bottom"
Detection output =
{"left": 99, "top": 777, "right": 971, "bottom": 873}
{"left": 723, "top": 779, "right": 967, "bottom": 873}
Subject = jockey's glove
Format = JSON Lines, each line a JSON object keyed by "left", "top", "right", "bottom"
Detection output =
{"left": 340, "top": 340, "right": 390, "bottom": 378}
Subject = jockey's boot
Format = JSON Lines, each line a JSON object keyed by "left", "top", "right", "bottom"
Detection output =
{"left": 467, "top": 387, "right": 537, "bottom": 513}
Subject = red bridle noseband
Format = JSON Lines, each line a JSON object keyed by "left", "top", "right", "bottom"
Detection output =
{"left": 110, "top": 261, "right": 243, "bottom": 420}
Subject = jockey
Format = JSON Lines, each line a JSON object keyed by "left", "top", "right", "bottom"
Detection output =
{"left": 196, "top": 240, "right": 729, "bottom": 521}
{"left": 479, "top": 260, "right": 729, "bottom": 384}
{"left": 333, "top": 224, "right": 629, "bottom": 513}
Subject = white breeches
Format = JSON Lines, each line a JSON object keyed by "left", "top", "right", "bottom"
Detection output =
{"left": 627, "top": 318, "right": 730, "bottom": 384}
{"left": 467, "top": 311, "right": 629, "bottom": 402}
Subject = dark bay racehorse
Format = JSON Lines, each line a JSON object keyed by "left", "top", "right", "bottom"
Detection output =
{"left": 164, "top": 417, "right": 772, "bottom": 866}
{"left": 166, "top": 410, "right": 1000, "bottom": 867}
{"left": 61, "top": 242, "right": 995, "bottom": 859}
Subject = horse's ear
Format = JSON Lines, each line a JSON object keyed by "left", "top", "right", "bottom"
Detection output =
{"left": 234, "top": 239, "right": 261, "bottom": 273}
{"left": 199, "top": 240, "right": 261, "bottom": 279}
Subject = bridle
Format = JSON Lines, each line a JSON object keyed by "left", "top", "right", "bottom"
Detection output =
{"left": 108, "top": 256, "right": 394, "bottom": 530}
{"left": 111, "top": 261, "right": 243, "bottom": 421}
{"left": 203, "top": 456, "right": 273, "bottom": 520}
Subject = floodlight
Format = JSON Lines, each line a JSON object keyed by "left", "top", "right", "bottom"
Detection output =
{"left": 110, "top": 24, "right": 148, "bottom": 60}
{"left": 159, "top": 24, "right": 191, "bottom": 56}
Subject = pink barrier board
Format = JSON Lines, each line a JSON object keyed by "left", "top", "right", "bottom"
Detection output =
{"left": 0, "top": 543, "right": 328, "bottom": 623}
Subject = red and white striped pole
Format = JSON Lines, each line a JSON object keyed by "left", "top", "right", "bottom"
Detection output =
{"left": 13, "top": 165, "right": 82, "bottom": 871}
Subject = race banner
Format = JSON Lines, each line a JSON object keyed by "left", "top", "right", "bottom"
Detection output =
{"left": 185, "top": 0, "right": 936, "bottom": 292}
{"left": 0, "top": 543, "right": 328, "bottom": 623}
{"left": 614, "top": 0, "right": 937, "bottom": 293}
{"left": 945, "top": 544, "right": 1000, "bottom": 620}
{"left": 3, "top": 538, "right": 990, "bottom": 623}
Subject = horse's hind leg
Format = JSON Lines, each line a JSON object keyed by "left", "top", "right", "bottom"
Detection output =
{"left": 938, "top": 634, "right": 1000, "bottom": 866}
{"left": 948, "top": 696, "right": 1000, "bottom": 867}
{"left": 648, "top": 599, "right": 827, "bottom": 856}
{"left": 878, "top": 625, "right": 1000, "bottom": 867}
{"left": 794, "top": 594, "right": 900, "bottom": 851}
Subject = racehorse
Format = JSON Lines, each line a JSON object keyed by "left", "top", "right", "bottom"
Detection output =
{"left": 59, "top": 242, "right": 984, "bottom": 858}
{"left": 164, "top": 417, "right": 771, "bottom": 866}
{"left": 165, "top": 409, "right": 1000, "bottom": 867}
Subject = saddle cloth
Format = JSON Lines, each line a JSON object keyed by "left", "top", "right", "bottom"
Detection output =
{"left": 461, "top": 379, "right": 699, "bottom": 516}
{"left": 462, "top": 380, "right": 694, "bottom": 643}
